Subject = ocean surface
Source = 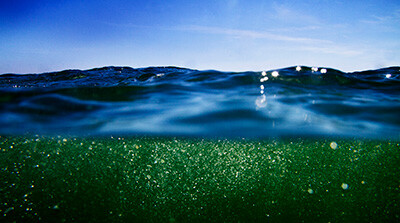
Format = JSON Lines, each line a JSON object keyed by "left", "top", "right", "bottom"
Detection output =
{"left": 0, "top": 65, "right": 399, "bottom": 138}
{"left": 1, "top": 66, "right": 399, "bottom": 222}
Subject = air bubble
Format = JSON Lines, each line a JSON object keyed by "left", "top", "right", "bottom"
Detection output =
{"left": 330, "top": 142, "right": 338, "bottom": 149}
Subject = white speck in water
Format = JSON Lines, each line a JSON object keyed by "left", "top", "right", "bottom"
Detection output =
{"left": 260, "top": 76, "right": 268, "bottom": 82}
{"left": 386, "top": 74, "right": 391, "bottom": 78}
{"left": 255, "top": 95, "right": 267, "bottom": 108}
{"left": 307, "top": 188, "right": 314, "bottom": 194}
{"left": 261, "top": 71, "right": 267, "bottom": 76}
{"left": 296, "top": 66, "right": 302, "bottom": 71}
{"left": 320, "top": 68, "right": 327, "bottom": 74}
{"left": 4, "top": 207, "right": 14, "bottom": 214}
{"left": 312, "top": 67, "right": 319, "bottom": 72}
{"left": 271, "top": 71, "right": 279, "bottom": 77}
{"left": 260, "top": 85, "right": 264, "bottom": 90}
{"left": 341, "top": 183, "right": 349, "bottom": 190}
{"left": 330, "top": 142, "right": 338, "bottom": 149}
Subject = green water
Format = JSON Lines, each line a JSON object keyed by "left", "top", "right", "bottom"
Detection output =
{"left": 0, "top": 136, "right": 399, "bottom": 222}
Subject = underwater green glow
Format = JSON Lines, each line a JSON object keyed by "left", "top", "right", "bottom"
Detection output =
{"left": 1, "top": 136, "right": 399, "bottom": 222}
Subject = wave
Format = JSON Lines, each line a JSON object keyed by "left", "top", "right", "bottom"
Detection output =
{"left": 0, "top": 66, "right": 399, "bottom": 138}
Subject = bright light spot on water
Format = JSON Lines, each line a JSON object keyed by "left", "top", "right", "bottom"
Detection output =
{"left": 320, "top": 68, "right": 327, "bottom": 74}
{"left": 386, "top": 74, "right": 391, "bottom": 78}
{"left": 330, "top": 142, "right": 338, "bottom": 149}
{"left": 255, "top": 95, "right": 267, "bottom": 108}
{"left": 341, "top": 183, "right": 349, "bottom": 190}
{"left": 271, "top": 71, "right": 279, "bottom": 77}
{"left": 260, "top": 85, "right": 264, "bottom": 90}
{"left": 261, "top": 71, "right": 267, "bottom": 76}
{"left": 296, "top": 66, "right": 302, "bottom": 71}
{"left": 308, "top": 188, "right": 314, "bottom": 194}
{"left": 311, "top": 67, "right": 318, "bottom": 72}
{"left": 260, "top": 77, "right": 268, "bottom": 82}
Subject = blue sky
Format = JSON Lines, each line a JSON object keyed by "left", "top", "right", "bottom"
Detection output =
{"left": 1, "top": 0, "right": 399, "bottom": 73}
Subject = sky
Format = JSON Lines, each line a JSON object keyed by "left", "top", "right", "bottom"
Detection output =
{"left": 1, "top": 0, "right": 400, "bottom": 74}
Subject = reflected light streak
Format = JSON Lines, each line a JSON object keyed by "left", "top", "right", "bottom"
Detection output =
{"left": 255, "top": 94, "right": 267, "bottom": 108}
{"left": 256, "top": 71, "right": 269, "bottom": 108}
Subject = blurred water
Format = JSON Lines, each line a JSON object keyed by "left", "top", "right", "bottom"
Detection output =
{"left": 0, "top": 66, "right": 399, "bottom": 138}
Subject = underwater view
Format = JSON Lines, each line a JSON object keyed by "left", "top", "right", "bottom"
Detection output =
{"left": 0, "top": 66, "right": 399, "bottom": 222}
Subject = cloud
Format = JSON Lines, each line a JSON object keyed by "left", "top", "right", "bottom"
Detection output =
{"left": 174, "top": 25, "right": 331, "bottom": 44}
{"left": 225, "top": 0, "right": 239, "bottom": 10}
{"left": 103, "top": 21, "right": 331, "bottom": 45}
{"left": 360, "top": 9, "right": 400, "bottom": 25}
{"left": 270, "top": 3, "right": 321, "bottom": 25}
{"left": 103, "top": 22, "right": 363, "bottom": 57}
{"left": 294, "top": 45, "right": 363, "bottom": 56}
{"left": 102, "top": 22, "right": 151, "bottom": 29}
{"left": 174, "top": 25, "right": 366, "bottom": 57}
{"left": 268, "top": 25, "right": 321, "bottom": 32}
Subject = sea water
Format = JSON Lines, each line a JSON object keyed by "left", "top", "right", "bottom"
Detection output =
{"left": 0, "top": 66, "right": 399, "bottom": 222}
